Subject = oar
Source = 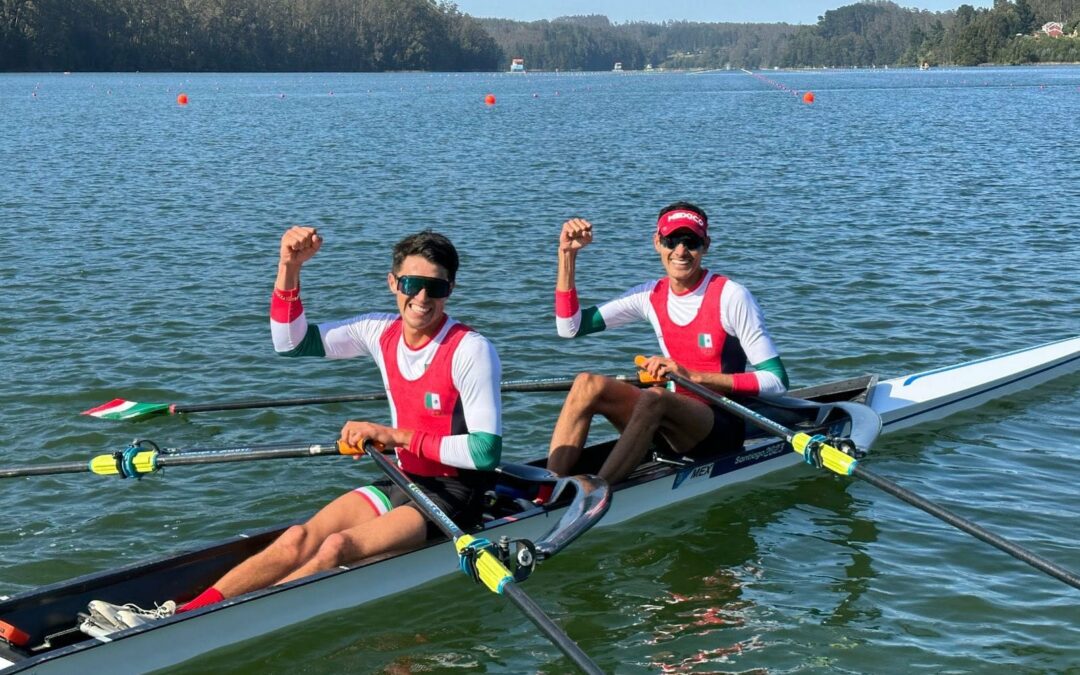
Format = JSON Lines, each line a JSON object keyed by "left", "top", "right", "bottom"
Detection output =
{"left": 637, "top": 356, "right": 1080, "bottom": 592}
{"left": 82, "top": 374, "right": 646, "bottom": 421}
{"left": 0, "top": 439, "right": 357, "bottom": 479}
{"left": 360, "top": 441, "right": 603, "bottom": 674}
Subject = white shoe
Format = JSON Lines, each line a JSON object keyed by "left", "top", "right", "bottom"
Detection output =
{"left": 116, "top": 600, "right": 177, "bottom": 628}
{"left": 86, "top": 599, "right": 176, "bottom": 631}
{"left": 78, "top": 615, "right": 117, "bottom": 640}
{"left": 86, "top": 600, "right": 128, "bottom": 631}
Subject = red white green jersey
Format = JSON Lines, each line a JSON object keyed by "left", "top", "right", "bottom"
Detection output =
{"left": 271, "top": 291, "right": 502, "bottom": 474}
{"left": 555, "top": 270, "right": 788, "bottom": 396}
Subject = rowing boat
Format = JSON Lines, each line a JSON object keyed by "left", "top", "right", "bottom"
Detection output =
{"left": 1, "top": 336, "right": 1077, "bottom": 673}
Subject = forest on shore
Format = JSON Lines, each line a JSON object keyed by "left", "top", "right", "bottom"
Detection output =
{"left": 1, "top": 0, "right": 1079, "bottom": 72}
{"left": 481, "top": 0, "right": 1080, "bottom": 70}
{"left": 0, "top": 0, "right": 502, "bottom": 71}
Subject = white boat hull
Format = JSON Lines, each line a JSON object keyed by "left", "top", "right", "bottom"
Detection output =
{"left": 2, "top": 336, "right": 1078, "bottom": 673}
{"left": 871, "top": 336, "right": 1080, "bottom": 432}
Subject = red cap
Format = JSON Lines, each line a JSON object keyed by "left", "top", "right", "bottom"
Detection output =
{"left": 656, "top": 210, "right": 707, "bottom": 238}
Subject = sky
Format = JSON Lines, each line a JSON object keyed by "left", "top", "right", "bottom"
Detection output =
{"left": 452, "top": 1, "right": 992, "bottom": 25}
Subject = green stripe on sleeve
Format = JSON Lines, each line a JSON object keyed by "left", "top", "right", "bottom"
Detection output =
{"left": 278, "top": 324, "right": 326, "bottom": 358}
{"left": 575, "top": 306, "right": 607, "bottom": 337}
{"left": 753, "top": 356, "right": 789, "bottom": 389}
{"left": 466, "top": 432, "right": 502, "bottom": 471}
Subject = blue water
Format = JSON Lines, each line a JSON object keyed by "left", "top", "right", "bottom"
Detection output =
{"left": 1, "top": 67, "right": 1078, "bottom": 673}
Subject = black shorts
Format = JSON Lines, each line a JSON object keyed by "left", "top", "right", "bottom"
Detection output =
{"left": 357, "top": 473, "right": 489, "bottom": 539}
{"left": 681, "top": 405, "right": 747, "bottom": 458}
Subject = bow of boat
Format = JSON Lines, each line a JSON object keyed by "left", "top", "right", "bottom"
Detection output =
{"left": 870, "top": 336, "right": 1080, "bottom": 432}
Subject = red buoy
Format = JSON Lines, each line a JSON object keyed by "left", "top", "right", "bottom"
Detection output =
{"left": 177, "top": 93, "right": 189, "bottom": 105}
{"left": 484, "top": 93, "right": 496, "bottom": 105}
{"left": 802, "top": 91, "right": 815, "bottom": 104}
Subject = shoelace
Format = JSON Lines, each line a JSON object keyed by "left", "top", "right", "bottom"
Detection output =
{"left": 121, "top": 602, "right": 175, "bottom": 618}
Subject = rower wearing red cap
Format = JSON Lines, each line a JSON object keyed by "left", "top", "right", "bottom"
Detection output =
{"left": 545, "top": 201, "right": 789, "bottom": 486}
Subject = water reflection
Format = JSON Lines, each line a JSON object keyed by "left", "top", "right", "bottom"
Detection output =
{"left": 599, "top": 472, "right": 884, "bottom": 672}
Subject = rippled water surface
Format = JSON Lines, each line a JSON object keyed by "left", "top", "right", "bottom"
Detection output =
{"left": 2, "top": 67, "right": 1078, "bottom": 673}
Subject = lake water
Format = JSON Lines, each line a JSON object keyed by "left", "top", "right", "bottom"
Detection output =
{"left": 1, "top": 66, "right": 1078, "bottom": 673}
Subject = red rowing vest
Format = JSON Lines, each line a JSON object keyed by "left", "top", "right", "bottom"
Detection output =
{"left": 380, "top": 318, "right": 471, "bottom": 477}
{"left": 649, "top": 272, "right": 747, "bottom": 402}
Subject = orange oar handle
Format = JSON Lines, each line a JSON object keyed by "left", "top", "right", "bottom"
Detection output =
{"left": 336, "top": 439, "right": 388, "bottom": 456}
{"left": 633, "top": 355, "right": 668, "bottom": 384}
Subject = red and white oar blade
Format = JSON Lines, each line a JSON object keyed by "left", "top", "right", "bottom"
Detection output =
{"left": 81, "top": 399, "right": 171, "bottom": 421}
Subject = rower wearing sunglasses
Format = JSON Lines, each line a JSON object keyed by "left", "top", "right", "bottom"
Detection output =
{"left": 82, "top": 226, "right": 502, "bottom": 631}
{"left": 544, "top": 201, "right": 789, "bottom": 489}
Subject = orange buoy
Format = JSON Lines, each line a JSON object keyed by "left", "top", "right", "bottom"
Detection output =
{"left": 177, "top": 93, "right": 188, "bottom": 105}
{"left": 484, "top": 93, "right": 496, "bottom": 105}
{"left": 802, "top": 91, "right": 815, "bottom": 104}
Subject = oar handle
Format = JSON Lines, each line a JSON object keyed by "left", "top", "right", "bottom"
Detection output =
{"left": 634, "top": 355, "right": 793, "bottom": 439}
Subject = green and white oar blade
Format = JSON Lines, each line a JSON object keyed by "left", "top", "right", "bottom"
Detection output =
{"left": 80, "top": 399, "right": 170, "bottom": 420}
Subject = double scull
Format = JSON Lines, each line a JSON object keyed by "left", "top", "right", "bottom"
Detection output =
{"left": 0, "top": 336, "right": 1077, "bottom": 673}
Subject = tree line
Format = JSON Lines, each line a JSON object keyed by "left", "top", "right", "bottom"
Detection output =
{"left": 779, "top": 0, "right": 1080, "bottom": 67}
{"left": 0, "top": 0, "right": 501, "bottom": 71}
{"left": 477, "top": 15, "right": 798, "bottom": 71}
{"left": 482, "top": 2, "right": 1080, "bottom": 70}
{"left": 1, "top": 0, "right": 1078, "bottom": 72}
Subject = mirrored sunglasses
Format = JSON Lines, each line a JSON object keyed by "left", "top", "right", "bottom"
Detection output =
{"left": 659, "top": 232, "right": 704, "bottom": 251}
{"left": 395, "top": 275, "right": 452, "bottom": 299}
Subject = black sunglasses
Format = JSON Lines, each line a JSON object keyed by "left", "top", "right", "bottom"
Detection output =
{"left": 394, "top": 274, "right": 452, "bottom": 299}
{"left": 659, "top": 232, "right": 705, "bottom": 251}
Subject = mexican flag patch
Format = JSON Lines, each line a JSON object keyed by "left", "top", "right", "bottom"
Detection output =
{"left": 424, "top": 392, "right": 442, "bottom": 412}
{"left": 698, "top": 333, "right": 714, "bottom": 349}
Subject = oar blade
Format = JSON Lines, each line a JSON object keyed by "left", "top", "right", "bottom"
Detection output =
{"left": 80, "top": 399, "right": 170, "bottom": 421}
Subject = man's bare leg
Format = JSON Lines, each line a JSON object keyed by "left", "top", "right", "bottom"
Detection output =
{"left": 547, "top": 372, "right": 643, "bottom": 476}
{"left": 278, "top": 504, "right": 427, "bottom": 584}
{"left": 211, "top": 490, "right": 383, "bottom": 599}
{"left": 598, "top": 388, "right": 715, "bottom": 484}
